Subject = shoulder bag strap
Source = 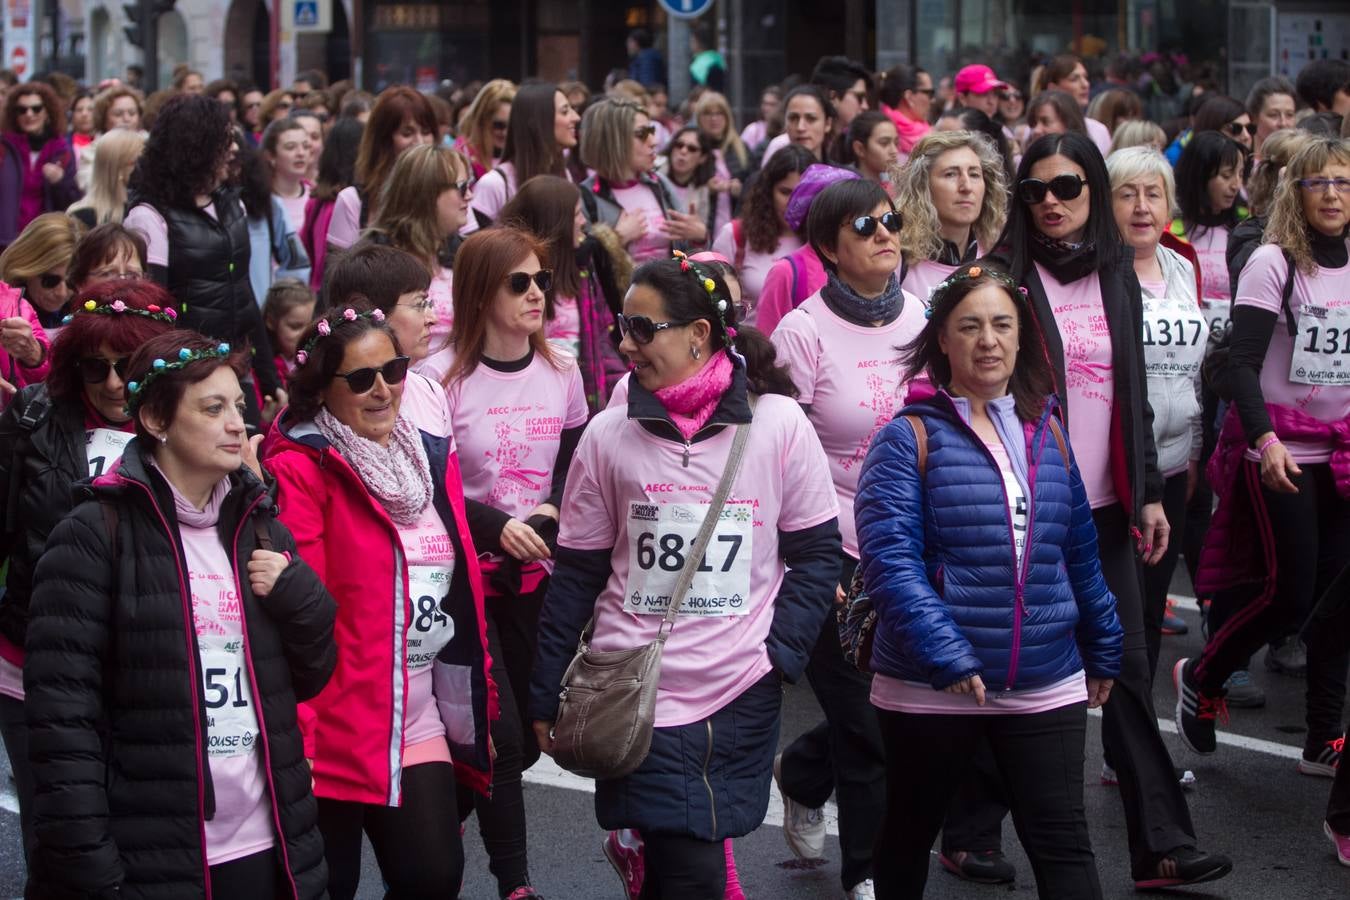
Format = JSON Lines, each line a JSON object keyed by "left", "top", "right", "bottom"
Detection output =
{"left": 657, "top": 406, "right": 755, "bottom": 641}
{"left": 902, "top": 415, "right": 928, "bottom": 478}
{"left": 1047, "top": 417, "right": 1069, "bottom": 463}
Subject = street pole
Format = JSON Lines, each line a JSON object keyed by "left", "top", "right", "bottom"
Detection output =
{"left": 141, "top": 0, "right": 159, "bottom": 91}
{"left": 668, "top": 15, "right": 691, "bottom": 109}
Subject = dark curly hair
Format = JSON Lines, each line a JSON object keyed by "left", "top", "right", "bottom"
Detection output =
{"left": 742, "top": 144, "right": 814, "bottom": 252}
{"left": 2, "top": 81, "right": 65, "bottom": 136}
{"left": 128, "top": 93, "right": 235, "bottom": 209}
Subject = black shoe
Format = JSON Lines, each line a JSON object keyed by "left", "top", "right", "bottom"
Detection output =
{"left": 939, "top": 850, "right": 1015, "bottom": 884}
{"left": 1133, "top": 846, "right": 1233, "bottom": 890}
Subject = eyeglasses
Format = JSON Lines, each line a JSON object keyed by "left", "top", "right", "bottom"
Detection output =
{"left": 672, "top": 141, "right": 702, "bottom": 154}
{"left": 617, "top": 314, "right": 695, "bottom": 345}
{"left": 38, "top": 273, "right": 65, "bottom": 290}
{"left": 491, "top": 120, "right": 509, "bottom": 132}
{"left": 398, "top": 294, "right": 434, "bottom": 312}
{"left": 912, "top": 87, "right": 936, "bottom": 97}
{"left": 505, "top": 270, "right": 552, "bottom": 294}
{"left": 1017, "top": 174, "right": 1087, "bottom": 204}
{"left": 89, "top": 269, "right": 141, "bottom": 282}
{"left": 633, "top": 125, "right": 657, "bottom": 140}
{"left": 1225, "top": 121, "right": 1258, "bottom": 137}
{"left": 850, "top": 211, "right": 902, "bottom": 237}
{"left": 1298, "top": 177, "right": 1350, "bottom": 194}
{"left": 277, "top": 101, "right": 293, "bottom": 111}
{"left": 16, "top": 104, "right": 43, "bottom": 115}
{"left": 332, "top": 356, "right": 410, "bottom": 394}
{"left": 78, "top": 356, "right": 129, "bottom": 384}
{"left": 1001, "top": 91, "right": 1024, "bottom": 102}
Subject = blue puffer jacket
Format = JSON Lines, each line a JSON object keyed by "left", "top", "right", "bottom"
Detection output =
{"left": 855, "top": 392, "right": 1122, "bottom": 692}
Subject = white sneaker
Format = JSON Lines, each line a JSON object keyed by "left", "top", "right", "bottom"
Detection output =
{"left": 773, "top": 752, "right": 826, "bottom": 860}
{"left": 845, "top": 878, "right": 875, "bottom": 899}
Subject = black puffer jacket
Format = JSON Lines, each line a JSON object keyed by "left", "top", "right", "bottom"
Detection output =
{"left": 0, "top": 385, "right": 93, "bottom": 650}
{"left": 25, "top": 440, "right": 336, "bottom": 899}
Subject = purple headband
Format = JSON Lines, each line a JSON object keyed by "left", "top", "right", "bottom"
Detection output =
{"left": 784, "top": 164, "right": 861, "bottom": 232}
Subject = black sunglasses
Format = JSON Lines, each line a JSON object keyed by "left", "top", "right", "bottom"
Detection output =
{"left": 333, "top": 356, "right": 410, "bottom": 394}
{"left": 634, "top": 125, "right": 657, "bottom": 140}
{"left": 505, "top": 270, "right": 553, "bottom": 294}
{"left": 16, "top": 104, "right": 43, "bottom": 115}
{"left": 452, "top": 177, "right": 474, "bottom": 195}
{"left": 38, "top": 273, "right": 65, "bottom": 290}
{"left": 1225, "top": 121, "right": 1258, "bottom": 137}
{"left": 1017, "top": 174, "right": 1087, "bottom": 204}
{"left": 78, "top": 356, "right": 129, "bottom": 384}
{"left": 617, "top": 314, "right": 694, "bottom": 345}
{"left": 491, "top": 120, "right": 509, "bottom": 132}
{"left": 850, "top": 211, "right": 902, "bottom": 237}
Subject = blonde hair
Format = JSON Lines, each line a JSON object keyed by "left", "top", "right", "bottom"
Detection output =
{"left": 893, "top": 131, "right": 1008, "bottom": 266}
{"left": 1264, "top": 137, "right": 1350, "bottom": 274}
{"left": 68, "top": 129, "right": 146, "bottom": 225}
{"left": 1109, "top": 120, "right": 1166, "bottom": 156}
{"left": 368, "top": 144, "right": 470, "bottom": 272}
{"left": 0, "top": 213, "right": 85, "bottom": 284}
{"left": 1106, "top": 147, "right": 1177, "bottom": 218}
{"left": 694, "top": 91, "right": 749, "bottom": 170}
{"left": 1248, "top": 129, "right": 1316, "bottom": 216}
{"left": 579, "top": 97, "right": 646, "bottom": 183}
{"left": 460, "top": 79, "right": 516, "bottom": 169}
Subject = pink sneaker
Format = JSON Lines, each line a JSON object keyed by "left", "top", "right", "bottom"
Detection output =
{"left": 603, "top": 829, "right": 645, "bottom": 899}
{"left": 723, "top": 839, "right": 746, "bottom": 900}
{"left": 1325, "top": 821, "right": 1350, "bottom": 867}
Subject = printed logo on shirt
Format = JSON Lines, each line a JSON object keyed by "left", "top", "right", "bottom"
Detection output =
{"left": 840, "top": 370, "right": 902, "bottom": 473}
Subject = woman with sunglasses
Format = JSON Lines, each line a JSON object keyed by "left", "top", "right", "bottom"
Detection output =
{"left": 469, "top": 82, "right": 580, "bottom": 226}
{"left": 1177, "top": 139, "right": 1350, "bottom": 810}
{"left": 969, "top": 131, "right": 1232, "bottom": 891}
{"left": 1172, "top": 131, "right": 1250, "bottom": 331}
{"left": 417, "top": 227, "right": 583, "bottom": 900}
{"left": 364, "top": 144, "right": 473, "bottom": 357}
{"left": 659, "top": 126, "right": 720, "bottom": 245}
{"left": 453, "top": 80, "right": 516, "bottom": 181}
{"left": 0, "top": 280, "right": 176, "bottom": 885}
{"left": 896, "top": 130, "right": 1008, "bottom": 303}
{"left": 0, "top": 212, "right": 80, "bottom": 346}
{"left": 265, "top": 305, "right": 494, "bottom": 900}
{"left": 25, "top": 328, "right": 337, "bottom": 899}
{"left": 1192, "top": 95, "right": 1256, "bottom": 154}
{"left": 0, "top": 82, "right": 79, "bottom": 249}
{"left": 768, "top": 178, "right": 921, "bottom": 900}
{"left": 532, "top": 255, "right": 840, "bottom": 900}
{"left": 878, "top": 64, "right": 934, "bottom": 168}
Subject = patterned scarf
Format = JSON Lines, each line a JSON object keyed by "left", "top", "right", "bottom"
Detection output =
{"left": 821, "top": 270, "right": 903, "bottom": 326}
{"left": 315, "top": 407, "right": 433, "bottom": 525}
{"left": 653, "top": 350, "right": 734, "bottom": 440}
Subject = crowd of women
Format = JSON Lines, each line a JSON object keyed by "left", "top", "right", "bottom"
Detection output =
{"left": 0, "top": 51, "right": 1346, "bottom": 900}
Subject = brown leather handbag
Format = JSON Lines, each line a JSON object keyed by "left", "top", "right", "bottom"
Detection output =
{"left": 549, "top": 416, "right": 752, "bottom": 780}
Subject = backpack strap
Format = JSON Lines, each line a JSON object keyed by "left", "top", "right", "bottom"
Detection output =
{"left": 1280, "top": 250, "right": 1298, "bottom": 338}
{"left": 788, "top": 255, "right": 802, "bottom": 308}
{"left": 5, "top": 389, "right": 52, "bottom": 533}
{"left": 902, "top": 415, "right": 928, "bottom": 478}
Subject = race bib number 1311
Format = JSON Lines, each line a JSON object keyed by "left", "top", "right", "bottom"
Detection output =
{"left": 624, "top": 501, "right": 754, "bottom": 617}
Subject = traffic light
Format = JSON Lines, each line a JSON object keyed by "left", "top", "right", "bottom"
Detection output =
{"left": 123, "top": 2, "right": 143, "bottom": 47}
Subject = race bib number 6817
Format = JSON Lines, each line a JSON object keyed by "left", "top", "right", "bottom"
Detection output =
{"left": 624, "top": 501, "right": 754, "bottom": 617}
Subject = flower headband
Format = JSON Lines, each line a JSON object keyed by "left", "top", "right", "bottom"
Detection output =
{"left": 672, "top": 250, "right": 737, "bottom": 343}
{"left": 294, "top": 307, "right": 386, "bottom": 367}
{"left": 125, "top": 343, "right": 232, "bottom": 413}
{"left": 62, "top": 298, "right": 178, "bottom": 326}
{"left": 924, "top": 264, "right": 1027, "bottom": 319}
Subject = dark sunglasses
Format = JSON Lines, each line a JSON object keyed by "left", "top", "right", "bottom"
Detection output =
{"left": 1017, "top": 174, "right": 1087, "bottom": 204}
{"left": 333, "top": 356, "right": 410, "bottom": 394}
{"left": 617, "top": 314, "right": 694, "bottom": 345}
{"left": 1225, "top": 121, "right": 1258, "bottom": 137}
{"left": 912, "top": 87, "right": 937, "bottom": 97}
{"left": 78, "top": 356, "right": 129, "bottom": 384}
{"left": 451, "top": 177, "right": 474, "bottom": 195}
{"left": 634, "top": 125, "right": 657, "bottom": 140}
{"left": 16, "top": 104, "right": 43, "bottom": 115}
{"left": 850, "top": 211, "right": 902, "bottom": 237}
{"left": 505, "top": 270, "right": 553, "bottom": 294}
{"left": 38, "top": 273, "right": 65, "bottom": 290}
{"left": 672, "top": 141, "right": 702, "bottom": 153}
{"left": 491, "top": 120, "right": 509, "bottom": 132}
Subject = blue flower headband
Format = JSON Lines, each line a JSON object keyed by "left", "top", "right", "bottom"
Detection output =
{"left": 126, "top": 343, "right": 232, "bottom": 413}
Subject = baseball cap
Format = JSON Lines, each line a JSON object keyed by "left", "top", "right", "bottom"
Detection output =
{"left": 785, "top": 165, "right": 860, "bottom": 232}
{"left": 954, "top": 64, "right": 1009, "bottom": 96}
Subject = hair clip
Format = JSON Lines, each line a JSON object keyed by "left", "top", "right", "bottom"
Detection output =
{"left": 126, "top": 343, "right": 231, "bottom": 413}
{"left": 62, "top": 298, "right": 178, "bottom": 326}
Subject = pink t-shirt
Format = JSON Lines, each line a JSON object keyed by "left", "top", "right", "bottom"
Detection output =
{"left": 429, "top": 350, "right": 588, "bottom": 523}
{"left": 1085, "top": 117, "right": 1113, "bottom": 158}
{"left": 756, "top": 245, "right": 828, "bottom": 336}
{"left": 400, "top": 370, "right": 452, "bottom": 439}
{"left": 902, "top": 259, "right": 961, "bottom": 306}
{"left": 770, "top": 290, "right": 926, "bottom": 557}
{"left": 126, "top": 201, "right": 219, "bottom": 267}
{"left": 871, "top": 669, "right": 1088, "bottom": 714}
{"left": 276, "top": 184, "right": 309, "bottom": 237}
{"left": 711, "top": 222, "right": 802, "bottom": 318}
{"left": 559, "top": 393, "right": 838, "bottom": 726}
{"left": 1189, "top": 224, "right": 1233, "bottom": 336}
{"left": 1039, "top": 263, "right": 1117, "bottom": 507}
{"left": 1235, "top": 242, "right": 1350, "bottom": 463}
{"left": 181, "top": 520, "right": 274, "bottom": 865}
{"left": 398, "top": 501, "right": 458, "bottom": 749}
{"left": 547, "top": 295, "right": 581, "bottom": 357}
{"left": 326, "top": 186, "right": 363, "bottom": 250}
{"left": 0, "top": 655, "right": 22, "bottom": 701}
{"left": 612, "top": 181, "right": 669, "bottom": 264}
{"left": 427, "top": 267, "right": 454, "bottom": 356}
{"left": 469, "top": 161, "right": 518, "bottom": 225}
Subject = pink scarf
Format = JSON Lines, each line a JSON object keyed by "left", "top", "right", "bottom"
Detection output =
{"left": 654, "top": 351, "right": 734, "bottom": 440}
{"left": 882, "top": 104, "right": 932, "bottom": 153}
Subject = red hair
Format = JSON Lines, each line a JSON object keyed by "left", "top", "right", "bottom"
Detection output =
{"left": 47, "top": 280, "right": 178, "bottom": 404}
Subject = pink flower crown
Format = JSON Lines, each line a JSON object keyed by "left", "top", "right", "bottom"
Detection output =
{"left": 294, "top": 307, "right": 386, "bottom": 367}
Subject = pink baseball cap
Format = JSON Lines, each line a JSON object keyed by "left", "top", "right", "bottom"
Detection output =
{"left": 954, "top": 64, "right": 1009, "bottom": 96}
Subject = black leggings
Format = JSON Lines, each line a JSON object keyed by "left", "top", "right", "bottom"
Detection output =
{"left": 317, "top": 761, "right": 464, "bottom": 900}
{"left": 1142, "top": 471, "right": 1189, "bottom": 682}
{"left": 209, "top": 848, "right": 283, "bottom": 899}
{"left": 637, "top": 833, "right": 726, "bottom": 900}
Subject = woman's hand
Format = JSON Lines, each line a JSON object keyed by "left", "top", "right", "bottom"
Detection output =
{"left": 532, "top": 720, "right": 555, "bottom": 756}
{"left": 614, "top": 208, "right": 648, "bottom": 246}
{"left": 1137, "top": 502, "right": 1169, "bottom": 565}
{"left": 247, "top": 548, "right": 290, "bottom": 597}
{"left": 943, "top": 674, "right": 986, "bottom": 706}
{"left": 41, "top": 162, "right": 64, "bottom": 185}
{"left": 0, "top": 316, "right": 42, "bottom": 367}
{"left": 1257, "top": 433, "right": 1301, "bottom": 494}
{"left": 242, "top": 434, "right": 265, "bottom": 481}
{"left": 1086, "top": 677, "right": 1114, "bottom": 709}
{"left": 664, "top": 208, "right": 708, "bottom": 245}
{"left": 501, "top": 517, "right": 551, "bottom": 561}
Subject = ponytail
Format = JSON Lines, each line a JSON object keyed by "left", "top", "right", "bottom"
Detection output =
{"left": 732, "top": 325, "right": 798, "bottom": 398}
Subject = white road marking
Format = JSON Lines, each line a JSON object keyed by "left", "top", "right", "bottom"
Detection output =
{"left": 1087, "top": 708, "right": 1303, "bottom": 760}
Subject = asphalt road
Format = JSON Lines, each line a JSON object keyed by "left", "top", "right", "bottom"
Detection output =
{"left": 1, "top": 594, "right": 1347, "bottom": 899}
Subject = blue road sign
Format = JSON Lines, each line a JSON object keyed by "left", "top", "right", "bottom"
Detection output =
{"left": 658, "top": 0, "right": 713, "bottom": 19}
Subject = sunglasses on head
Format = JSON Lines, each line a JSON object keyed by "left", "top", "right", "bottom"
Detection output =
{"left": 617, "top": 314, "right": 695, "bottom": 345}
{"left": 505, "top": 270, "right": 553, "bottom": 294}
{"left": 333, "top": 356, "right": 410, "bottom": 394}
{"left": 38, "top": 273, "right": 65, "bottom": 290}
{"left": 16, "top": 104, "right": 43, "bottom": 115}
{"left": 491, "top": 120, "right": 509, "bottom": 132}
{"left": 1017, "top": 174, "right": 1087, "bottom": 204}
{"left": 850, "top": 211, "right": 902, "bottom": 237}
{"left": 634, "top": 125, "right": 657, "bottom": 140}
{"left": 78, "top": 356, "right": 129, "bottom": 384}
{"left": 1225, "top": 121, "right": 1258, "bottom": 137}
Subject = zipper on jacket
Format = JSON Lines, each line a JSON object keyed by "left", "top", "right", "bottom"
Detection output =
{"left": 701, "top": 720, "right": 717, "bottom": 836}
{"left": 631, "top": 415, "right": 730, "bottom": 469}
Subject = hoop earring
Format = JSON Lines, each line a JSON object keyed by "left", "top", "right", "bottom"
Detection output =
{"left": 690, "top": 346, "right": 701, "bottom": 360}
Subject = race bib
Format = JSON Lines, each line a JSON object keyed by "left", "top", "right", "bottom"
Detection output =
{"left": 406, "top": 565, "right": 455, "bottom": 670}
{"left": 1140, "top": 295, "right": 1207, "bottom": 378}
{"left": 624, "top": 501, "right": 754, "bottom": 617}
{"left": 1199, "top": 297, "right": 1231, "bottom": 342}
{"left": 85, "top": 428, "right": 132, "bottom": 478}
{"left": 1289, "top": 302, "right": 1350, "bottom": 386}
{"left": 199, "top": 636, "right": 260, "bottom": 760}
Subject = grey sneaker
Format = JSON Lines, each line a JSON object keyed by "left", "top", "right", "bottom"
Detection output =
{"left": 1265, "top": 636, "right": 1307, "bottom": 676}
{"left": 844, "top": 879, "right": 875, "bottom": 899}
{"left": 1223, "top": 669, "right": 1266, "bottom": 708}
{"left": 774, "top": 753, "right": 826, "bottom": 860}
